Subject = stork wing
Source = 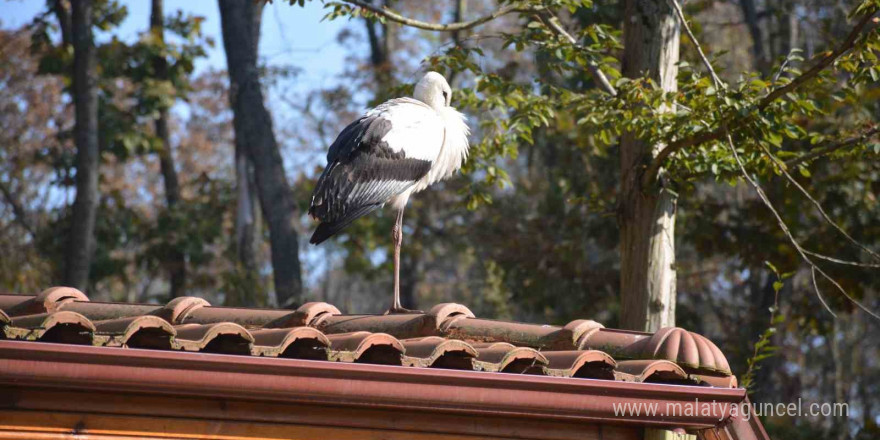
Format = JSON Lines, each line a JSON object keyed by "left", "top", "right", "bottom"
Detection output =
{"left": 308, "top": 98, "right": 444, "bottom": 244}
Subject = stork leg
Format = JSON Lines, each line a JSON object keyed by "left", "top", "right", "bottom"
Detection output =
{"left": 386, "top": 207, "right": 420, "bottom": 314}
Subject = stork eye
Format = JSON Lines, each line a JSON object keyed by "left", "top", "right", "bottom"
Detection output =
{"left": 442, "top": 91, "right": 449, "bottom": 99}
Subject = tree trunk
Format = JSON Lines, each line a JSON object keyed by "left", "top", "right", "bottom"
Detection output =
{"left": 150, "top": 0, "right": 186, "bottom": 299}
{"left": 63, "top": 0, "right": 100, "bottom": 290}
{"left": 448, "top": 0, "right": 467, "bottom": 84}
{"left": 233, "top": 143, "right": 262, "bottom": 303}
{"left": 618, "top": 0, "right": 680, "bottom": 332}
{"left": 219, "top": 0, "right": 303, "bottom": 307}
{"left": 363, "top": 0, "right": 393, "bottom": 95}
{"left": 738, "top": 0, "right": 770, "bottom": 74}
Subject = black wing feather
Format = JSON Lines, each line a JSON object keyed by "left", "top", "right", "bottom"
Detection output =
{"left": 308, "top": 113, "right": 432, "bottom": 244}
{"left": 309, "top": 204, "right": 382, "bottom": 245}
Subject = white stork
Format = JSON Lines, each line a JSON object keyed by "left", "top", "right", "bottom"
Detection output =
{"left": 308, "top": 71, "right": 470, "bottom": 313}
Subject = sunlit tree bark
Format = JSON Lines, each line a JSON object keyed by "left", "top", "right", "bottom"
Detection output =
{"left": 618, "top": 0, "right": 680, "bottom": 332}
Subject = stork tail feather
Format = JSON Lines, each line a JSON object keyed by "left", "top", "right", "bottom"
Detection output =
{"left": 309, "top": 204, "right": 383, "bottom": 245}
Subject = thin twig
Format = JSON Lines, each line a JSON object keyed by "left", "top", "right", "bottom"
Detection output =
{"left": 811, "top": 267, "right": 837, "bottom": 318}
{"left": 341, "top": 0, "right": 537, "bottom": 32}
{"left": 758, "top": 142, "right": 880, "bottom": 263}
{"left": 772, "top": 50, "right": 796, "bottom": 84}
{"left": 804, "top": 250, "right": 880, "bottom": 268}
{"left": 666, "top": 0, "right": 724, "bottom": 88}
{"left": 784, "top": 126, "right": 880, "bottom": 168}
{"left": 726, "top": 133, "right": 880, "bottom": 320}
{"left": 642, "top": 9, "right": 877, "bottom": 189}
{"left": 538, "top": 12, "right": 617, "bottom": 96}
{"left": 671, "top": 0, "right": 880, "bottom": 318}
{"left": 757, "top": 12, "right": 875, "bottom": 109}
{"left": 677, "top": 127, "right": 880, "bottom": 180}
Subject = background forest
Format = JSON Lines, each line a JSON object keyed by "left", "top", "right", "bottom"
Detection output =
{"left": 0, "top": 0, "right": 878, "bottom": 438}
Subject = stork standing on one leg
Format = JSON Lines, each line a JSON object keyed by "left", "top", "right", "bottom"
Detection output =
{"left": 308, "top": 72, "right": 470, "bottom": 313}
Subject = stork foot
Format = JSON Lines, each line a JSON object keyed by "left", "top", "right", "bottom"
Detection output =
{"left": 384, "top": 306, "right": 424, "bottom": 315}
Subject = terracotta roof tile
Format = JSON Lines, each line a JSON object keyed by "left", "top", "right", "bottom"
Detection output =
{"left": 93, "top": 315, "right": 176, "bottom": 349}
{"left": 326, "top": 331, "right": 405, "bottom": 364}
{"left": 614, "top": 359, "right": 693, "bottom": 383}
{"left": 250, "top": 326, "right": 330, "bottom": 358}
{"left": 401, "top": 336, "right": 477, "bottom": 368}
{"left": 542, "top": 350, "right": 617, "bottom": 379}
{"left": 174, "top": 322, "right": 254, "bottom": 354}
{"left": 6, "top": 310, "right": 95, "bottom": 344}
{"left": 0, "top": 287, "right": 739, "bottom": 389}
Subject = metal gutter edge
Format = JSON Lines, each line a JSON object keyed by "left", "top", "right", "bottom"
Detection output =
{"left": 0, "top": 339, "right": 746, "bottom": 429}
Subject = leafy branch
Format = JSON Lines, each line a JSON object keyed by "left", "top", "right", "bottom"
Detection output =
{"left": 740, "top": 262, "right": 785, "bottom": 392}
{"left": 669, "top": 0, "right": 880, "bottom": 318}
{"left": 328, "top": 0, "right": 541, "bottom": 32}
{"left": 784, "top": 126, "right": 880, "bottom": 168}
{"left": 642, "top": 7, "right": 879, "bottom": 189}
{"left": 533, "top": 12, "right": 617, "bottom": 96}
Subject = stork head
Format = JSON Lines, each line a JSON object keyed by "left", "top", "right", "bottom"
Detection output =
{"left": 414, "top": 71, "right": 452, "bottom": 110}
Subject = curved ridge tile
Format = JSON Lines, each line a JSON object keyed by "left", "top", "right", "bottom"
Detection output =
{"left": 427, "top": 303, "right": 475, "bottom": 333}
{"left": 159, "top": 296, "right": 211, "bottom": 325}
{"left": 543, "top": 350, "right": 617, "bottom": 379}
{"left": 3, "top": 287, "right": 88, "bottom": 316}
{"left": 93, "top": 315, "right": 176, "bottom": 349}
{"left": 290, "top": 302, "right": 342, "bottom": 328}
{"left": 6, "top": 311, "right": 95, "bottom": 344}
{"left": 36, "top": 287, "right": 89, "bottom": 313}
{"left": 326, "top": 331, "right": 405, "bottom": 365}
{"left": 561, "top": 320, "right": 604, "bottom": 350}
{"left": 401, "top": 336, "right": 477, "bottom": 369}
{"left": 692, "top": 332, "right": 731, "bottom": 373}
{"left": 174, "top": 322, "right": 253, "bottom": 355}
{"left": 642, "top": 327, "right": 731, "bottom": 374}
{"left": 251, "top": 327, "right": 330, "bottom": 359}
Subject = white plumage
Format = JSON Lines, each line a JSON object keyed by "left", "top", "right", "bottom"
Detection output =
{"left": 308, "top": 71, "right": 470, "bottom": 313}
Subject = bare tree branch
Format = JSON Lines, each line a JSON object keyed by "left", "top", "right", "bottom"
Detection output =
{"left": 0, "top": 180, "right": 36, "bottom": 238}
{"left": 805, "top": 250, "right": 880, "bottom": 268}
{"left": 340, "top": 0, "right": 536, "bottom": 32}
{"left": 343, "top": 0, "right": 618, "bottom": 96}
{"left": 676, "top": 126, "right": 880, "bottom": 181}
{"left": 811, "top": 267, "right": 837, "bottom": 318}
{"left": 726, "top": 133, "right": 879, "bottom": 320}
{"left": 642, "top": 9, "right": 877, "bottom": 189}
{"left": 675, "top": 8, "right": 880, "bottom": 265}
{"left": 665, "top": 0, "right": 879, "bottom": 317}
{"left": 666, "top": 0, "right": 724, "bottom": 88}
{"left": 758, "top": 142, "right": 880, "bottom": 263}
{"left": 757, "top": 12, "right": 876, "bottom": 108}
{"left": 784, "top": 126, "right": 880, "bottom": 168}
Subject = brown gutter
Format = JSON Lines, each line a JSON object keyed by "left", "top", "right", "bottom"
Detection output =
{"left": 0, "top": 340, "right": 744, "bottom": 430}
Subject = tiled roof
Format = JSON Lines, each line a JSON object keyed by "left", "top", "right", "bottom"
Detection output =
{"left": 0, "top": 286, "right": 737, "bottom": 388}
